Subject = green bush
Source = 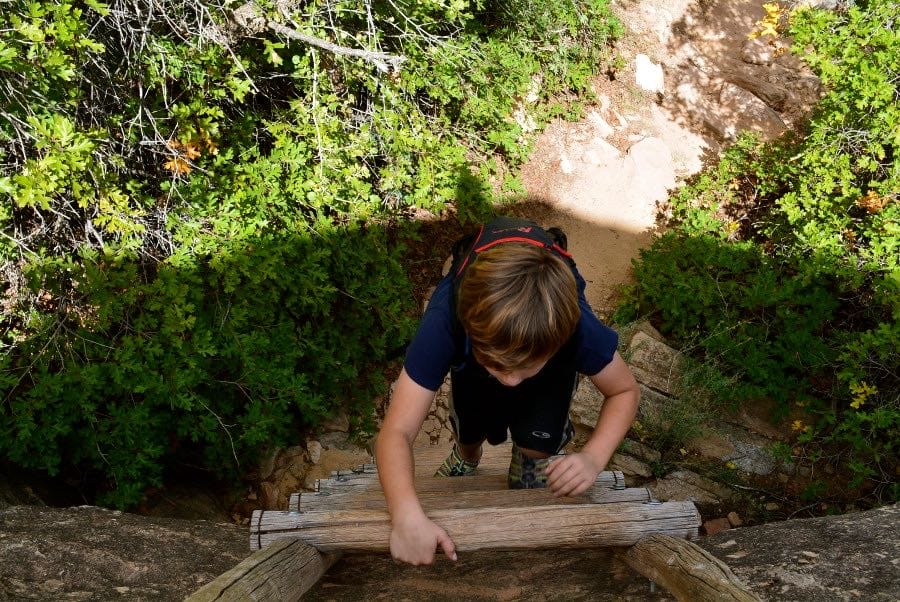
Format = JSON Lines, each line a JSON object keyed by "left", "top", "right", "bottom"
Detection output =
{"left": 616, "top": 1, "right": 898, "bottom": 501}
{"left": 1, "top": 0, "right": 621, "bottom": 506}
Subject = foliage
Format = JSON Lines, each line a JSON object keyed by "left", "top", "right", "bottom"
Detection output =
{"left": 0, "top": 0, "right": 621, "bottom": 506}
{"left": 616, "top": 0, "right": 898, "bottom": 502}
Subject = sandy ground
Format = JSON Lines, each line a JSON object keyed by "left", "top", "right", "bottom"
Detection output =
{"left": 515, "top": 0, "right": 819, "bottom": 314}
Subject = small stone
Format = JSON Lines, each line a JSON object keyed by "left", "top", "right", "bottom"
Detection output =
{"left": 704, "top": 518, "right": 731, "bottom": 536}
{"left": 798, "top": 465, "right": 811, "bottom": 477}
{"left": 307, "top": 440, "right": 323, "bottom": 465}
{"left": 587, "top": 110, "right": 615, "bottom": 138}
{"left": 635, "top": 54, "right": 664, "bottom": 93}
{"left": 727, "top": 511, "right": 743, "bottom": 527}
{"left": 765, "top": 502, "right": 780, "bottom": 511}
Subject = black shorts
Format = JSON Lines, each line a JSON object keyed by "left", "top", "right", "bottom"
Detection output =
{"left": 448, "top": 339, "right": 578, "bottom": 456}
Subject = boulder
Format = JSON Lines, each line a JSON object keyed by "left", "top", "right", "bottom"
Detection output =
{"left": 718, "top": 83, "right": 786, "bottom": 140}
{"left": 700, "top": 504, "right": 900, "bottom": 600}
{"left": 0, "top": 505, "right": 246, "bottom": 601}
{"left": 626, "top": 331, "right": 682, "bottom": 395}
{"left": 650, "top": 469, "right": 734, "bottom": 504}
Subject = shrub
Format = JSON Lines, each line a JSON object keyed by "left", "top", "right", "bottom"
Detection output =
{"left": 616, "top": 1, "right": 898, "bottom": 501}
{"left": 1, "top": 0, "right": 621, "bottom": 506}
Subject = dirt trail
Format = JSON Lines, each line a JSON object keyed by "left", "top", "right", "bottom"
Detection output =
{"left": 518, "top": 0, "right": 820, "bottom": 314}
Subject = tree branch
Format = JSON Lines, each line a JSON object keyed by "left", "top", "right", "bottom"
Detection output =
{"left": 230, "top": 3, "right": 406, "bottom": 73}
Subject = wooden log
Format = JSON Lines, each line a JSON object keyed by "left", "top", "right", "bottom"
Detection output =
{"left": 297, "top": 486, "right": 651, "bottom": 512}
{"left": 314, "top": 469, "right": 625, "bottom": 495}
{"left": 251, "top": 501, "right": 700, "bottom": 552}
{"left": 186, "top": 538, "right": 339, "bottom": 602}
{"left": 622, "top": 534, "right": 760, "bottom": 602}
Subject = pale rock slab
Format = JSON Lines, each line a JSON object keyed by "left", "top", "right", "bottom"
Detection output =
{"left": 718, "top": 83, "right": 786, "bottom": 140}
{"left": 635, "top": 54, "right": 665, "bottom": 93}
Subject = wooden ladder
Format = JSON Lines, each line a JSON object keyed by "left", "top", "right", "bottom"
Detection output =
{"left": 189, "top": 442, "right": 759, "bottom": 601}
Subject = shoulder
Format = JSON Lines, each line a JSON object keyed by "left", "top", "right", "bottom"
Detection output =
{"left": 571, "top": 270, "right": 619, "bottom": 375}
{"left": 403, "top": 275, "right": 462, "bottom": 390}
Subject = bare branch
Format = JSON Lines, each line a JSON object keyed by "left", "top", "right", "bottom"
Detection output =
{"left": 230, "top": 3, "right": 406, "bottom": 73}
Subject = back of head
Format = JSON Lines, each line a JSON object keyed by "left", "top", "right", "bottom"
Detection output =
{"left": 456, "top": 243, "right": 580, "bottom": 371}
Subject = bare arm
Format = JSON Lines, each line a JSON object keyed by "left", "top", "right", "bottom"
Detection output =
{"left": 375, "top": 368, "right": 457, "bottom": 564}
{"left": 546, "top": 351, "right": 640, "bottom": 496}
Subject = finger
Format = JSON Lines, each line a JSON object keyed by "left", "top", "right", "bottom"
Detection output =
{"left": 547, "top": 460, "right": 577, "bottom": 487}
{"left": 566, "top": 475, "right": 590, "bottom": 496}
{"left": 550, "top": 468, "right": 579, "bottom": 496}
{"left": 436, "top": 529, "right": 458, "bottom": 561}
{"left": 545, "top": 457, "right": 565, "bottom": 476}
{"left": 556, "top": 475, "right": 585, "bottom": 498}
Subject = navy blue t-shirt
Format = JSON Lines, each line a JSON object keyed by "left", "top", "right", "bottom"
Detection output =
{"left": 404, "top": 268, "right": 619, "bottom": 392}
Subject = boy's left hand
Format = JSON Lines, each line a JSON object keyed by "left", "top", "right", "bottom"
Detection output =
{"left": 545, "top": 452, "right": 602, "bottom": 497}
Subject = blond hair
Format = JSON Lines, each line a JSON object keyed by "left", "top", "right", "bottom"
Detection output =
{"left": 456, "top": 244, "right": 579, "bottom": 371}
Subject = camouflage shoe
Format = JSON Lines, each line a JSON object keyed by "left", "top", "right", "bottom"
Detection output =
{"left": 507, "top": 443, "right": 550, "bottom": 489}
{"left": 434, "top": 445, "right": 479, "bottom": 477}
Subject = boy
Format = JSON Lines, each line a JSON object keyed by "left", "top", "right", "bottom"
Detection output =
{"left": 376, "top": 217, "right": 639, "bottom": 565}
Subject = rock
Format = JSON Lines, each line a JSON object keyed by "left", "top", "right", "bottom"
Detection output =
{"left": 302, "top": 445, "right": 372, "bottom": 491}
{"left": 619, "top": 438, "right": 661, "bottom": 464}
{"left": 258, "top": 448, "right": 278, "bottom": 481}
{"left": 725, "top": 72, "right": 790, "bottom": 111}
{"left": 718, "top": 83, "right": 786, "bottom": 140}
{"left": 794, "top": 0, "right": 840, "bottom": 8}
{"left": 626, "top": 331, "right": 682, "bottom": 395}
{"left": 650, "top": 469, "right": 734, "bottom": 504}
{"left": 259, "top": 481, "right": 282, "bottom": 509}
{"left": 635, "top": 384, "right": 674, "bottom": 425}
{"left": 621, "top": 320, "right": 667, "bottom": 348}
{"left": 687, "top": 431, "right": 736, "bottom": 459}
{"left": 765, "top": 502, "right": 780, "bottom": 511}
{"left": 726, "top": 399, "right": 792, "bottom": 441}
{"left": 688, "top": 423, "right": 777, "bottom": 476}
{"left": 700, "top": 504, "right": 900, "bottom": 600}
{"left": 741, "top": 38, "right": 775, "bottom": 65}
{"left": 581, "top": 138, "right": 620, "bottom": 166}
{"left": 587, "top": 110, "right": 615, "bottom": 138}
{"left": 728, "top": 511, "right": 743, "bottom": 527}
{"left": 307, "top": 440, "right": 323, "bottom": 465}
{"left": 635, "top": 54, "right": 664, "bottom": 93}
{"left": 608, "top": 453, "right": 652, "bottom": 478}
{"left": 0, "top": 505, "right": 246, "bottom": 601}
{"left": 570, "top": 375, "right": 604, "bottom": 428}
{"left": 704, "top": 517, "right": 731, "bottom": 536}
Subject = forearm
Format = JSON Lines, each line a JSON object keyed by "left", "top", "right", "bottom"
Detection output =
{"left": 581, "top": 386, "right": 639, "bottom": 469}
{"left": 375, "top": 428, "right": 426, "bottom": 522}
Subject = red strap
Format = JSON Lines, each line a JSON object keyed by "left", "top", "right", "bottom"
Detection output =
{"left": 474, "top": 237, "right": 573, "bottom": 258}
{"left": 454, "top": 224, "right": 484, "bottom": 277}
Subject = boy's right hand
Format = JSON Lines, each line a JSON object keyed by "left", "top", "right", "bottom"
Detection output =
{"left": 390, "top": 512, "right": 457, "bottom": 565}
